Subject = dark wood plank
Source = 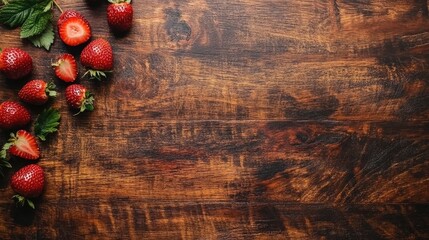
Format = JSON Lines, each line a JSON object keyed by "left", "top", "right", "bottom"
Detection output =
{"left": 1, "top": 121, "right": 427, "bottom": 204}
{"left": 0, "top": 202, "right": 427, "bottom": 239}
{"left": 1, "top": 0, "right": 428, "bottom": 121}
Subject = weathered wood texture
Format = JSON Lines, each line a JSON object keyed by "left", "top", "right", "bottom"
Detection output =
{"left": 0, "top": 0, "right": 428, "bottom": 239}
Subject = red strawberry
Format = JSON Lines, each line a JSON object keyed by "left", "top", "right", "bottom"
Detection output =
{"left": 107, "top": 0, "right": 133, "bottom": 32}
{"left": 5, "top": 130, "right": 40, "bottom": 160}
{"left": 52, "top": 53, "right": 78, "bottom": 82}
{"left": 0, "top": 48, "right": 33, "bottom": 80}
{"left": 59, "top": 17, "right": 91, "bottom": 46}
{"left": 0, "top": 101, "right": 31, "bottom": 130}
{"left": 57, "top": 10, "right": 89, "bottom": 27}
{"left": 65, "top": 84, "right": 94, "bottom": 114}
{"left": 11, "top": 164, "right": 44, "bottom": 209}
{"left": 18, "top": 80, "right": 57, "bottom": 105}
{"left": 80, "top": 38, "right": 113, "bottom": 80}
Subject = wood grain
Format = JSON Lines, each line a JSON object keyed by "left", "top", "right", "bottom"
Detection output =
{"left": 0, "top": 0, "right": 428, "bottom": 239}
{"left": 0, "top": 202, "right": 428, "bottom": 239}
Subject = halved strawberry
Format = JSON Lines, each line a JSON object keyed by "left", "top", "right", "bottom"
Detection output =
{"left": 52, "top": 53, "right": 78, "bottom": 82}
{"left": 59, "top": 17, "right": 91, "bottom": 47}
{"left": 4, "top": 130, "right": 40, "bottom": 160}
{"left": 18, "top": 80, "right": 56, "bottom": 105}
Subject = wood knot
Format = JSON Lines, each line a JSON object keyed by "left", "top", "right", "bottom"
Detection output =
{"left": 164, "top": 8, "right": 192, "bottom": 42}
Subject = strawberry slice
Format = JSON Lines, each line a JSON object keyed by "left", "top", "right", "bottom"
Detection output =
{"left": 58, "top": 17, "right": 91, "bottom": 47}
{"left": 52, "top": 53, "right": 78, "bottom": 82}
{"left": 5, "top": 130, "right": 40, "bottom": 160}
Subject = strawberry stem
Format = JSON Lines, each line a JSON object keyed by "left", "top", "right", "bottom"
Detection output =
{"left": 53, "top": 0, "right": 63, "bottom": 13}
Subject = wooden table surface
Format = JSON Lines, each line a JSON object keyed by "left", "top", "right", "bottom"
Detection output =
{"left": 1, "top": 0, "right": 428, "bottom": 239}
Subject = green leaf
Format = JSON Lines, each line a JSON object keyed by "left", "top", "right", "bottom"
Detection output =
{"left": 42, "top": 0, "right": 52, "bottom": 12}
{"left": 28, "top": 23, "right": 54, "bottom": 50}
{"left": 34, "top": 108, "right": 61, "bottom": 141}
{"left": 20, "top": 9, "right": 51, "bottom": 38}
{"left": 2, "top": 0, "right": 9, "bottom": 5}
{"left": 0, "top": 0, "right": 54, "bottom": 48}
{"left": 0, "top": 0, "right": 39, "bottom": 28}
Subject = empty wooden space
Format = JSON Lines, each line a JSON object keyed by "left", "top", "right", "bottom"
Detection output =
{"left": 0, "top": 0, "right": 428, "bottom": 239}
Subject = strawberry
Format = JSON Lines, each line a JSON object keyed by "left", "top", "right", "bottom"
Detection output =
{"left": 57, "top": 10, "right": 90, "bottom": 27}
{"left": 107, "top": 0, "right": 133, "bottom": 32}
{"left": 52, "top": 53, "right": 78, "bottom": 82}
{"left": 80, "top": 38, "right": 113, "bottom": 80}
{"left": 65, "top": 84, "right": 94, "bottom": 114}
{"left": 59, "top": 17, "right": 91, "bottom": 46}
{"left": 0, "top": 48, "right": 33, "bottom": 80}
{"left": 18, "top": 80, "right": 57, "bottom": 105}
{"left": 4, "top": 130, "right": 40, "bottom": 160}
{"left": 0, "top": 101, "right": 31, "bottom": 130}
{"left": 11, "top": 164, "right": 44, "bottom": 209}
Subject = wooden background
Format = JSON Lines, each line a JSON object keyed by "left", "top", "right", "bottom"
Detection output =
{"left": 0, "top": 0, "right": 428, "bottom": 239}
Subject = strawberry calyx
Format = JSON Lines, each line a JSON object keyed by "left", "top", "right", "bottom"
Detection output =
{"left": 45, "top": 82, "right": 57, "bottom": 98}
{"left": 0, "top": 139, "right": 11, "bottom": 177}
{"left": 82, "top": 69, "right": 111, "bottom": 81}
{"left": 0, "top": 140, "right": 14, "bottom": 160}
{"left": 75, "top": 91, "right": 94, "bottom": 116}
{"left": 12, "top": 194, "right": 35, "bottom": 209}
